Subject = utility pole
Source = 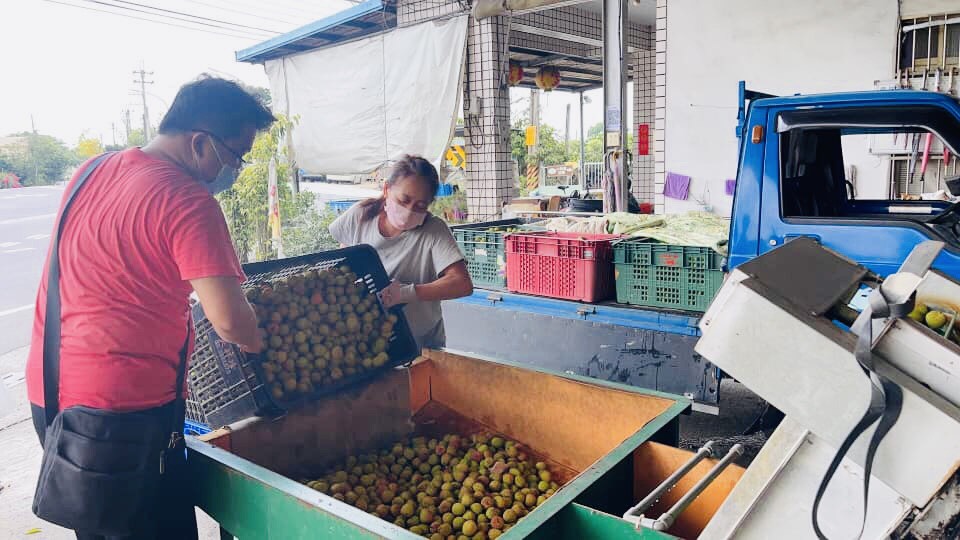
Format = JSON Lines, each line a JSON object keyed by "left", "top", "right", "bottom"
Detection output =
{"left": 30, "top": 114, "right": 37, "bottom": 134}
{"left": 123, "top": 109, "right": 132, "bottom": 144}
{"left": 111, "top": 123, "right": 117, "bottom": 147}
{"left": 564, "top": 103, "right": 571, "bottom": 160}
{"left": 133, "top": 66, "right": 154, "bottom": 140}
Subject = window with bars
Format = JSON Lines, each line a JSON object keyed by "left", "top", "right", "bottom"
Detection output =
{"left": 899, "top": 14, "right": 960, "bottom": 71}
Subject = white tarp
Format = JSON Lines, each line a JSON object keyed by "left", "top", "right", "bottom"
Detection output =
{"left": 265, "top": 16, "right": 468, "bottom": 175}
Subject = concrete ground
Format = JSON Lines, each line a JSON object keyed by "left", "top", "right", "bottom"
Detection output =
{"left": 0, "top": 343, "right": 768, "bottom": 538}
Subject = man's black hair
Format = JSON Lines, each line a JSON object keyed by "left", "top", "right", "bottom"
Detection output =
{"left": 158, "top": 74, "right": 275, "bottom": 139}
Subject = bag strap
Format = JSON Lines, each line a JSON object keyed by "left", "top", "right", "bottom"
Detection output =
{"left": 170, "top": 326, "right": 190, "bottom": 441}
{"left": 43, "top": 153, "right": 115, "bottom": 426}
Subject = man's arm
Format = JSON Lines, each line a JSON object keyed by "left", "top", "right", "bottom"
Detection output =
{"left": 190, "top": 276, "right": 263, "bottom": 353}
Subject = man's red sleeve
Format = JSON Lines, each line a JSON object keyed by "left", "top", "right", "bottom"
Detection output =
{"left": 168, "top": 192, "right": 245, "bottom": 282}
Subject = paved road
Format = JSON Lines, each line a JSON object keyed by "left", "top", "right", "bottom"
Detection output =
{"left": 0, "top": 186, "right": 63, "bottom": 356}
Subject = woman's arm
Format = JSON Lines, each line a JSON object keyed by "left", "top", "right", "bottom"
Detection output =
{"left": 413, "top": 260, "right": 473, "bottom": 302}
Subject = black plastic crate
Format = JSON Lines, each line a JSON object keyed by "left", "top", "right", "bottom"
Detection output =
{"left": 186, "top": 245, "right": 420, "bottom": 426}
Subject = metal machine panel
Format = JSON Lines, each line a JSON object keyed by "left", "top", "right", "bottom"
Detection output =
{"left": 696, "top": 270, "right": 960, "bottom": 507}
{"left": 699, "top": 417, "right": 911, "bottom": 540}
{"left": 443, "top": 293, "right": 719, "bottom": 409}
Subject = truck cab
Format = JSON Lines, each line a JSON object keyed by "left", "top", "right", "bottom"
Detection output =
{"left": 729, "top": 87, "right": 960, "bottom": 278}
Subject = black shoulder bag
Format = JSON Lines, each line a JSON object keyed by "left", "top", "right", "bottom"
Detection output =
{"left": 32, "top": 152, "right": 189, "bottom": 536}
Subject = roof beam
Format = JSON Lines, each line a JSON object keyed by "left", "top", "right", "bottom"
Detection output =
{"left": 509, "top": 46, "right": 603, "bottom": 66}
{"left": 518, "top": 54, "right": 568, "bottom": 68}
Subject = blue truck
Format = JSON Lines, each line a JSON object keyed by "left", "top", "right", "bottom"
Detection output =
{"left": 443, "top": 85, "right": 960, "bottom": 413}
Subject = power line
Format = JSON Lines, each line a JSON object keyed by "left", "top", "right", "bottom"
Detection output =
{"left": 38, "top": 0, "right": 267, "bottom": 40}
{"left": 100, "top": 0, "right": 285, "bottom": 35}
{"left": 67, "top": 0, "right": 278, "bottom": 38}
{"left": 179, "top": 0, "right": 303, "bottom": 28}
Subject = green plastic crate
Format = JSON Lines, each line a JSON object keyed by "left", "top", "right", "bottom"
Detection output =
{"left": 613, "top": 240, "right": 725, "bottom": 312}
{"left": 452, "top": 221, "right": 515, "bottom": 289}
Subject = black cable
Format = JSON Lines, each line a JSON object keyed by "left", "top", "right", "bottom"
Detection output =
{"left": 103, "top": 0, "right": 284, "bottom": 34}
{"left": 38, "top": 0, "right": 266, "bottom": 40}
{"left": 183, "top": 0, "right": 303, "bottom": 28}
{"left": 69, "top": 0, "right": 277, "bottom": 37}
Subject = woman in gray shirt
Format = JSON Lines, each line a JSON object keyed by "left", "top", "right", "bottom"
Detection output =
{"left": 329, "top": 155, "right": 473, "bottom": 349}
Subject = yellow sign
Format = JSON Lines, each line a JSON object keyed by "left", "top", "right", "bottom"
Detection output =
{"left": 446, "top": 145, "right": 466, "bottom": 169}
{"left": 525, "top": 126, "right": 537, "bottom": 147}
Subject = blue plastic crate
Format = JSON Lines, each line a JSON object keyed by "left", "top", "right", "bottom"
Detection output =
{"left": 184, "top": 419, "right": 211, "bottom": 436}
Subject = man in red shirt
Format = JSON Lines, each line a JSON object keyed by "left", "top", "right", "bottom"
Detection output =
{"left": 26, "top": 76, "right": 273, "bottom": 540}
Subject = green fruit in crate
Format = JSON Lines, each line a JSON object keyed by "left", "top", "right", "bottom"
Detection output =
{"left": 926, "top": 310, "right": 948, "bottom": 330}
{"left": 908, "top": 303, "right": 930, "bottom": 322}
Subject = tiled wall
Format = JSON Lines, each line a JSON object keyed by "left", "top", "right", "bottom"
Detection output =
{"left": 464, "top": 15, "right": 514, "bottom": 220}
{"left": 397, "top": 0, "right": 464, "bottom": 26}
{"left": 654, "top": 0, "right": 668, "bottom": 213}
{"left": 398, "top": 0, "right": 657, "bottom": 215}
{"left": 634, "top": 42, "right": 655, "bottom": 204}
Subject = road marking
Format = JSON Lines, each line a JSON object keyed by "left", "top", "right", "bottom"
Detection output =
{"left": 0, "top": 213, "right": 56, "bottom": 226}
{"left": 0, "top": 304, "right": 32, "bottom": 317}
{"left": 0, "top": 242, "right": 18, "bottom": 248}
{"left": 1, "top": 247, "right": 36, "bottom": 254}
{"left": 26, "top": 234, "right": 50, "bottom": 240}
{"left": 0, "top": 193, "right": 49, "bottom": 200}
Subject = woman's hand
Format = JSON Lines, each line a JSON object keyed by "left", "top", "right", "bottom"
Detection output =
{"left": 379, "top": 281, "right": 418, "bottom": 308}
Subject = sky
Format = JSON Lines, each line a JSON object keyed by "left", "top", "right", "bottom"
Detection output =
{"left": 2, "top": 0, "right": 626, "bottom": 148}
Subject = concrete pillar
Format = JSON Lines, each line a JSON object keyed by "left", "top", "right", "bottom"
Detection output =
{"left": 463, "top": 15, "right": 513, "bottom": 220}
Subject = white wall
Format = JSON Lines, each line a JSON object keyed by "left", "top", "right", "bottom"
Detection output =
{"left": 662, "top": 0, "right": 957, "bottom": 215}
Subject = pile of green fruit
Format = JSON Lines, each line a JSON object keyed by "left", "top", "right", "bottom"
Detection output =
{"left": 908, "top": 302, "right": 959, "bottom": 343}
{"left": 303, "top": 432, "right": 561, "bottom": 539}
{"left": 245, "top": 265, "right": 397, "bottom": 401}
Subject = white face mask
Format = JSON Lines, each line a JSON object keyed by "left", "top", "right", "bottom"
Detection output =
{"left": 197, "top": 139, "right": 239, "bottom": 195}
{"left": 206, "top": 165, "right": 239, "bottom": 195}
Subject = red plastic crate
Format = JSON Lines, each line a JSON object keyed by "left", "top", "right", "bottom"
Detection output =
{"left": 505, "top": 232, "right": 620, "bottom": 302}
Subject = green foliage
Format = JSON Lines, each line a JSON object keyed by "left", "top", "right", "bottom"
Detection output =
{"left": 0, "top": 133, "right": 77, "bottom": 185}
{"left": 429, "top": 189, "right": 468, "bottom": 224}
{"left": 217, "top": 115, "right": 335, "bottom": 263}
{"left": 511, "top": 120, "right": 576, "bottom": 171}
{"left": 126, "top": 129, "right": 147, "bottom": 147}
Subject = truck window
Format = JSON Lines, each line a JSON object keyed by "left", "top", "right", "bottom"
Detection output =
{"left": 780, "top": 127, "right": 956, "bottom": 219}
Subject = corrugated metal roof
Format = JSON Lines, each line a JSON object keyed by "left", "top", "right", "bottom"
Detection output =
{"left": 236, "top": 0, "right": 396, "bottom": 64}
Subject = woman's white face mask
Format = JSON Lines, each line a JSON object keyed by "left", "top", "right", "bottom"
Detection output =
{"left": 384, "top": 195, "right": 427, "bottom": 230}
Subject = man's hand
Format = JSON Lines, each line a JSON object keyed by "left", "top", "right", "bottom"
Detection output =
{"left": 239, "top": 328, "right": 266, "bottom": 354}
{"left": 190, "top": 276, "right": 261, "bottom": 352}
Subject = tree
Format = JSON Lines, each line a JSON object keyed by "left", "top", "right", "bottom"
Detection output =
{"left": 76, "top": 134, "right": 104, "bottom": 159}
{"left": 126, "top": 128, "right": 147, "bottom": 147}
{"left": 217, "top": 115, "right": 336, "bottom": 263}
{"left": 0, "top": 132, "right": 77, "bottom": 185}
{"left": 510, "top": 120, "right": 574, "bottom": 172}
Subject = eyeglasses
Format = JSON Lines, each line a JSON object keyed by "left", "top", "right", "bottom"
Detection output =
{"left": 193, "top": 129, "right": 247, "bottom": 167}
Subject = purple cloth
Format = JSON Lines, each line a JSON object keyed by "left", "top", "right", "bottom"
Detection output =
{"left": 725, "top": 179, "right": 736, "bottom": 195}
{"left": 663, "top": 172, "right": 691, "bottom": 200}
